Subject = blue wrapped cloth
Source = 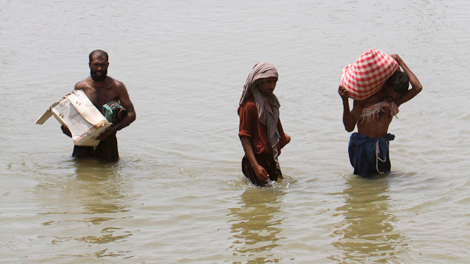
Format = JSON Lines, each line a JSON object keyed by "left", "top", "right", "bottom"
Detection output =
{"left": 348, "top": 133, "right": 395, "bottom": 177}
{"left": 102, "top": 101, "right": 127, "bottom": 125}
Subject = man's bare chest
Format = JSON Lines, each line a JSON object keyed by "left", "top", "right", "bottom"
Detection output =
{"left": 83, "top": 86, "right": 118, "bottom": 108}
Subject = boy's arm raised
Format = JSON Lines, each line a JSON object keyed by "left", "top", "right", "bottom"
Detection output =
{"left": 391, "top": 54, "right": 423, "bottom": 106}
{"left": 339, "top": 85, "right": 361, "bottom": 132}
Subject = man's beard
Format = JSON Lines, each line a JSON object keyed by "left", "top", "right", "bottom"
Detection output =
{"left": 90, "top": 69, "right": 107, "bottom": 82}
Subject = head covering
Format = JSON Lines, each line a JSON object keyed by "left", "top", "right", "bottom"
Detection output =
{"left": 239, "top": 62, "right": 282, "bottom": 169}
{"left": 341, "top": 48, "right": 399, "bottom": 101}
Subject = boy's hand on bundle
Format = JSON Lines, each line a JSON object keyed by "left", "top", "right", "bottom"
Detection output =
{"left": 338, "top": 85, "right": 349, "bottom": 101}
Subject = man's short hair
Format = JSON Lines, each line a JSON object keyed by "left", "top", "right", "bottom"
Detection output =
{"left": 384, "top": 70, "right": 409, "bottom": 94}
{"left": 89, "top": 50, "right": 109, "bottom": 62}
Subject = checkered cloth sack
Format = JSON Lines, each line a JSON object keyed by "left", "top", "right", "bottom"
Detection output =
{"left": 341, "top": 48, "right": 399, "bottom": 101}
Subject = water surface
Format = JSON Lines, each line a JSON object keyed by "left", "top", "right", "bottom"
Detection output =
{"left": 1, "top": 0, "right": 470, "bottom": 263}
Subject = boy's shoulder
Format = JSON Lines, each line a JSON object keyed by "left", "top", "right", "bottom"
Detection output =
{"left": 356, "top": 92, "right": 384, "bottom": 108}
{"left": 239, "top": 96, "right": 257, "bottom": 117}
{"left": 240, "top": 95, "right": 256, "bottom": 108}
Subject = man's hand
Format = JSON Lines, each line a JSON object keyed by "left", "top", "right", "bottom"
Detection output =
{"left": 338, "top": 85, "right": 349, "bottom": 101}
{"left": 253, "top": 164, "right": 269, "bottom": 182}
{"left": 61, "top": 125, "right": 72, "bottom": 138}
{"left": 96, "top": 127, "right": 116, "bottom": 141}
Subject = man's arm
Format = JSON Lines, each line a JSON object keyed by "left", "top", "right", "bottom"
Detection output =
{"left": 60, "top": 82, "right": 86, "bottom": 137}
{"left": 111, "top": 82, "right": 136, "bottom": 131}
{"left": 240, "top": 136, "right": 269, "bottom": 182}
{"left": 74, "top": 82, "right": 84, "bottom": 91}
{"left": 338, "top": 85, "right": 361, "bottom": 132}
{"left": 96, "top": 82, "right": 136, "bottom": 140}
{"left": 391, "top": 54, "right": 423, "bottom": 107}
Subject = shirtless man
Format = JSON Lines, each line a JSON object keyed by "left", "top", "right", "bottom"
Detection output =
{"left": 338, "top": 54, "right": 422, "bottom": 177}
{"left": 62, "top": 50, "right": 136, "bottom": 161}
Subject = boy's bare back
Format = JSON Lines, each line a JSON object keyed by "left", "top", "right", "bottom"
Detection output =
{"left": 353, "top": 93, "right": 395, "bottom": 138}
{"left": 339, "top": 54, "right": 423, "bottom": 138}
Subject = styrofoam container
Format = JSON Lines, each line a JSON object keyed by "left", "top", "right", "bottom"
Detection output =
{"left": 35, "top": 90, "right": 111, "bottom": 146}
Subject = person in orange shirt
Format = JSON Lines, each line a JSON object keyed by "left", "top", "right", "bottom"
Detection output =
{"left": 238, "top": 62, "right": 291, "bottom": 186}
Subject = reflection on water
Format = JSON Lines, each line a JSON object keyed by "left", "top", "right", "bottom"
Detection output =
{"left": 2, "top": 0, "right": 469, "bottom": 261}
{"left": 38, "top": 159, "right": 133, "bottom": 258}
{"left": 228, "top": 188, "right": 285, "bottom": 263}
{"left": 73, "top": 159, "right": 130, "bottom": 221}
{"left": 331, "top": 175, "right": 408, "bottom": 263}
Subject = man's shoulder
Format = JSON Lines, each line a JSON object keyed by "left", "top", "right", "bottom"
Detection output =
{"left": 76, "top": 77, "right": 125, "bottom": 89}
{"left": 75, "top": 78, "right": 91, "bottom": 90}
{"left": 107, "top": 77, "right": 125, "bottom": 89}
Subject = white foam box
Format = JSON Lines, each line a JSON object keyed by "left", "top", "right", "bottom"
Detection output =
{"left": 35, "top": 90, "right": 111, "bottom": 146}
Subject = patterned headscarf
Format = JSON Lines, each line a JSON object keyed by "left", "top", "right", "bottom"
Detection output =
{"left": 239, "top": 62, "right": 281, "bottom": 169}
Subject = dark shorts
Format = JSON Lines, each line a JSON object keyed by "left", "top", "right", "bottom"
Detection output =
{"left": 72, "top": 133, "right": 119, "bottom": 162}
{"left": 242, "top": 153, "right": 283, "bottom": 187}
{"left": 348, "top": 132, "right": 395, "bottom": 178}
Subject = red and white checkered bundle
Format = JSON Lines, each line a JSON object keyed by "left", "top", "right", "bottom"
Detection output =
{"left": 341, "top": 48, "right": 399, "bottom": 101}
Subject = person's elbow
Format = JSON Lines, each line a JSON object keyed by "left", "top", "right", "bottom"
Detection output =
{"left": 343, "top": 119, "right": 355, "bottom": 132}
{"left": 410, "top": 81, "right": 423, "bottom": 94}
{"left": 415, "top": 84, "right": 423, "bottom": 94}
{"left": 128, "top": 111, "right": 137, "bottom": 123}
{"left": 344, "top": 124, "right": 355, "bottom": 132}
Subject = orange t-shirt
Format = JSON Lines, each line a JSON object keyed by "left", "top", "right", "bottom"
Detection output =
{"left": 238, "top": 96, "right": 288, "bottom": 155}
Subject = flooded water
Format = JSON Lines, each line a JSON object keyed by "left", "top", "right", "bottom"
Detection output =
{"left": 1, "top": 0, "right": 470, "bottom": 263}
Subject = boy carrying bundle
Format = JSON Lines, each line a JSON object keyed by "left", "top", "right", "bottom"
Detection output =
{"left": 338, "top": 49, "right": 423, "bottom": 177}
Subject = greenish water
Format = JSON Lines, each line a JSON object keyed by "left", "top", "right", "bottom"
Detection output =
{"left": 1, "top": 0, "right": 470, "bottom": 263}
